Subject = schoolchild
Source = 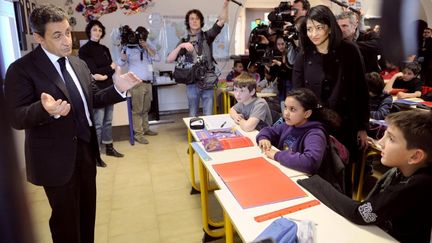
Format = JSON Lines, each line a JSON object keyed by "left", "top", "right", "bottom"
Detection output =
{"left": 229, "top": 72, "right": 272, "bottom": 131}
{"left": 384, "top": 62, "right": 424, "bottom": 99}
{"left": 298, "top": 110, "right": 432, "bottom": 243}
{"left": 226, "top": 60, "right": 244, "bottom": 83}
{"left": 256, "top": 88, "right": 340, "bottom": 174}
{"left": 366, "top": 72, "right": 392, "bottom": 120}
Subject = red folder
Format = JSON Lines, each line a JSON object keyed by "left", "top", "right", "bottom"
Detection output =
{"left": 213, "top": 157, "right": 307, "bottom": 208}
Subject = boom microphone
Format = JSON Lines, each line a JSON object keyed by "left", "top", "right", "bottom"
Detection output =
{"left": 329, "top": 0, "right": 361, "bottom": 15}
{"left": 229, "top": 0, "right": 243, "bottom": 7}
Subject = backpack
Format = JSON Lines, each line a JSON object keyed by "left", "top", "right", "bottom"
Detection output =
{"left": 317, "top": 135, "right": 349, "bottom": 192}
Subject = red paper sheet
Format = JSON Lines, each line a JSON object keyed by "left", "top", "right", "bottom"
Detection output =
{"left": 420, "top": 101, "right": 432, "bottom": 107}
{"left": 213, "top": 157, "right": 307, "bottom": 208}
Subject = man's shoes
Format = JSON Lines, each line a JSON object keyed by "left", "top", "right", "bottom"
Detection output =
{"left": 96, "top": 157, "right": 107, "bottom": 167}
{"left": 144, "top": 130, "right": 158, "bottom": 136}
{"left": 106, "top": 143, "right": 124, "bottom": 157}
{"left": 134, "top": 136, "right": 149, "bottom": 144}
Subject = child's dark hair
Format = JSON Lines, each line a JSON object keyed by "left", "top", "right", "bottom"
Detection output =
{"left": 403, "top": 62, "right": 421, "bottom": 76}
{"left": 385, "top": 110, "right": 432, "bottom": 165}
{"left": 233, "top": 72, "right": 257, "bottom": 98}
{"left": 365, "top": 72, "right": 385, "bottom": 95}
{"left": 233, "top": 60, "right": 243, "bottom": 68}
{"left": 286, "top": 88, "right": 341, "bottom": 131}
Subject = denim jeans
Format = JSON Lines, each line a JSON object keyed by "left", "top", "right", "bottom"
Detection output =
{"left": 93, "top": 105, "right": 114, "bottom": 145}
{"left": 186, "top": 84, "right": 214, "bottom": 117}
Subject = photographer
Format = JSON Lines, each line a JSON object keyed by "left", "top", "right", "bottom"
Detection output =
{"left": 287, "top": 0, "right": 310, "bottom": 66}
{"left": 118, "top": 26, "right": 159, "bottom": 144}
{"left": 167, "top": 0, "right": 228, "bottom": 117}
{"left": 268, "top": 35, "right": 290, "bottom": 106}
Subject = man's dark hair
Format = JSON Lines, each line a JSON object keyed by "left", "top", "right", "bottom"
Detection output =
{"left": 299, "top": 5, "right": 343, "bottom": 52}
{"left": 185, "top": 9, "right": 204, "bottom": 30}
{"left": 29, "top": 4, "right": 68, "bottom": 37}
{"left": 386, "top": 110, "right": 432, "bottom": 165}
{"left": 85, "top": 20, "right": 106, "bottom": 39}
{"left": 365, "top": 72, "right": 385, "bottom": 95}
{"left": 294, "top": 0, "right": 310, "bottom": 11}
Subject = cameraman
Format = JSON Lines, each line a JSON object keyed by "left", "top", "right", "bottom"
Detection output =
{"left": 118, "top": 26, "right": 159, "bottom": 144}
{"left": 287, "top": 0, "right": 310, "bottom": 66}
{"left": 167, "top": 0, "right": 228, "bottom": 117}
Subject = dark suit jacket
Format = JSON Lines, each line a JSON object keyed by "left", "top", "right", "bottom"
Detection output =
{"left": 4, "top": 45, "right": 124, "bottom": 186}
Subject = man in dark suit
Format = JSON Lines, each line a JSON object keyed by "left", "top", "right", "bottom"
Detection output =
{"left": 4, "top": 5, "right": 140, "bottom": 243}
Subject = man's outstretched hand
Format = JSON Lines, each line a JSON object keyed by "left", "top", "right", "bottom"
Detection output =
{"left": 41, "top": 92, "right": 71, "bottom": 117}
{"left": 112, "top": 66, "right": 141, "bottom": 92}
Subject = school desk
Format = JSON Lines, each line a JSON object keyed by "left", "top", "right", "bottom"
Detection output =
{"left": 182, "top": 114, "right": 257, "bottom": 193}
{"left": 214, "top": 186, "right": 397, "bottom": 243}
{"left": 193, "top": 141, "right": 305, "bottom": 240}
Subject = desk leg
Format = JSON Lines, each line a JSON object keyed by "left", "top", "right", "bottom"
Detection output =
{"left": 188, "top": 130, "right": 200, "bottom": 193}
{"left": 126, "top": 96, "right": 135, "bottom": 145}
{"left": 227, "top": 93, "right": 231, "bottom": 114}
{"left": 198, "top": 158, "right": 225, "bottom": 238}
{"left": 223, "top": 90, "right": 228, "bottom": 114}
{"left": 213, "top": 89, "right": 217, "bottom": 114}
{"left": 224, "top": 210, "right": 234, "bottom": 243}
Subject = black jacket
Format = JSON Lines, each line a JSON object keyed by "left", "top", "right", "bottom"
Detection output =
{"left": 292, "top": 40, "right": 370, "bottom": 150}
{"left": 299, "top": 167, "right": 432, "bottom": 243}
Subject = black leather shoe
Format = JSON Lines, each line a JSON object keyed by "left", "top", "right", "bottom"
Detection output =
{"left": 96, "top": 157, "right": 107, "bottom": 167}
{"left": 106, "top": 143, "right": 124, "bottom": 157}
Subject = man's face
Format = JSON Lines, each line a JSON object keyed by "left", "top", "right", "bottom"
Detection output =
{"left": 423, "top": 29, "right": 432, "bottom": 38}
{"left": 292, "top": 2, "right": 307, "bottom": 21}
{"left": 188, "top": 13, "right": 202, "bottom": 32}
{"left": 34, "top": 19, "right": 72, "bottom": 57}
{"left": 337, "top": 18, "right": 357, "bottom": 40}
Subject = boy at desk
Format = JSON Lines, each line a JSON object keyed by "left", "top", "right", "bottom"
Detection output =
{"left": 298, "top": 110, "right": 432, "bottom": 243}
{"left": 229, "top": 72, "right": 273, "bottom": 131}
{"left": 384, "top": 62, "right": 424, "bottom": 99}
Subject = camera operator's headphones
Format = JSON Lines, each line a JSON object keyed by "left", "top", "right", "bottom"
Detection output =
{"left": 185, "top": 9, "right": 205, "bottom": 30}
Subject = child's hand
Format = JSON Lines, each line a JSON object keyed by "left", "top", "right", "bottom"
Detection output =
{"left": 264, "top": 149, "right": 277, "bottom": 160}
{"left": 258, "top": 139, "right": 272, "bottom": 152}
{"left": 232, "top": 113, "right": 244, "bottom": 124}
{"left": 396, "top": 92, "right": 408, "bottom": 99}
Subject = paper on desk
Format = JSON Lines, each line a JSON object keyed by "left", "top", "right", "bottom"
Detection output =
{"left": 213, "top": 157, "right": 307, "bottom": 208}
{"left": 204, "top": 116, "right": 235, "bottom": 132}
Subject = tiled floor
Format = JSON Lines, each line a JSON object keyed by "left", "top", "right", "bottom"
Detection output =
{"left": 25, "top": 113, "right": 235, "bottom": 243}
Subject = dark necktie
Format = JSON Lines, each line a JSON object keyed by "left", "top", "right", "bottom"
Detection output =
{"left": 58, "top": 57, "right": 91, "bottom": 142}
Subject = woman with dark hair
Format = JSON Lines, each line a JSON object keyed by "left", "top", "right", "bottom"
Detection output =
{"left": 79, "top": 20, "right": 123, "bottom": 166}
{"left": 293, "top": 5, "right": 369, "bottom": 194}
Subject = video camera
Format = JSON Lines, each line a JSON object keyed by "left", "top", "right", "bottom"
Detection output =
{"left": 248, "top": 1, "right": 299, "bottom": 65}
{"left": 268, "top": 1, "right": 297, "bottom": 30}
{"left": 119, "top": 25, "right": 149, "bottom": 48}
